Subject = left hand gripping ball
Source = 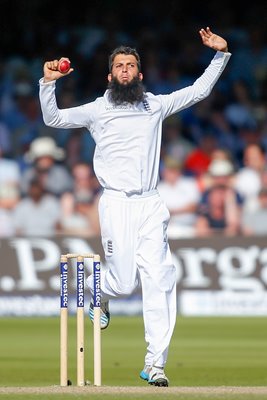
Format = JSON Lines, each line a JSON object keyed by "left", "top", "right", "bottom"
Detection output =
{"left": 58, "top": 59, "right": 70, "bottom": 74}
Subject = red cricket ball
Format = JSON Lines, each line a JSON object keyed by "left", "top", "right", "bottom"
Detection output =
{"left": 58, "top": 59, "right": 70, "bottom": 74}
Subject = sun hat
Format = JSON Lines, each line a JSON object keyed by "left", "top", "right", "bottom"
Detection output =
{"left": 208, "top": 159, "right": 234, "bottom": 177}
{"left": 25, "top": 137, "right": 65, "bottom": 162}
{"left": 163, "top": 155, "right": 182, "bottom": 170}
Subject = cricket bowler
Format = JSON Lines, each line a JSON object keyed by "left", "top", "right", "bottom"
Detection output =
{"left": 39, "top": 27, "right": 231, "bottom": 386}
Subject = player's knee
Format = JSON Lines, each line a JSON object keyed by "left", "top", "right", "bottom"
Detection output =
{"left": 115, "top": 282, "right": 135, "bottom": 296}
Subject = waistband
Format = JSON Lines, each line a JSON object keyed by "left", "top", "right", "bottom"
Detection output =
{"left": 103, "top": 188, "right": 158, "bottom": 199}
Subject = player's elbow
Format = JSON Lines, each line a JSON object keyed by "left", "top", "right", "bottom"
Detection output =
{"left": 194, "top": 87, "right": 212, "bottom": 102}
{"left": 114, "top": 282, "right": 136, "bottom": 297}
{"left": 42, "top": 116, "right": 52, "bottom": 127}
{"left": 42, "top": 114, "right": 61, "bottom": 128}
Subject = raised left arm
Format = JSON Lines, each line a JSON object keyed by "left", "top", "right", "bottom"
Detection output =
{"left": 199, "top": 27, "right": 228, "bottom": 52}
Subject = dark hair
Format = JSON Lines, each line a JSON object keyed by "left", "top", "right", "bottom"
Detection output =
{"left": 108, "top": 46, "right": 141, "bottom": 72}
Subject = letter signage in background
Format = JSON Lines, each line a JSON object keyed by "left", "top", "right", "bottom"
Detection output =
{"left": 0, "top": 236, "right": 266, "bottom": 316}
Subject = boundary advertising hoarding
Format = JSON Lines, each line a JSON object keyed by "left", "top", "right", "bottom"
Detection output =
{"left": 0, "top": 235, "right": 266, "bottom": 316}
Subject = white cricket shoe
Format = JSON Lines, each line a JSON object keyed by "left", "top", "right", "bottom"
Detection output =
{"left": 89, "top": 300, "right": 110, "bottom": 330}
{"left": 148, "top": 366, "right": 169, "bottom": 387}
{"left": 139, "top": 365, "right": 151, "bottom": 381}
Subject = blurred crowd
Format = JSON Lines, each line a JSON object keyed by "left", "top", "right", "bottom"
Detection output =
{"left": 1, "top": 1, "right": 267, "bottom": 238}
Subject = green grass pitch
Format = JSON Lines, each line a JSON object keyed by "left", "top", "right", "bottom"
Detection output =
{"left": 0, "top": 315, "right": 266, "bottom": 399}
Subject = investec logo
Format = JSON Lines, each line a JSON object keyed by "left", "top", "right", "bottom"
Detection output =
{"left": 60, "top": 263, "right": 68, "bottom": 308}
{"left": 77, "top": 263, "right": 84, "bottom": 307}
{"left": 94, "top": 262, "right": 101, "bottom": 307}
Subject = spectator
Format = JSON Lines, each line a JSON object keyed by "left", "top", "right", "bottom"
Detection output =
{"left": 184, "top": 131, "right": 218, "bottom": 177}
{"left": 0, "top": 141, "right": 21, "bottom": 237}
{"left": 161, "top": 115, "right": 195, "bottom": 166}
{"left": 195, "top": 158, "right": 243, "bottom": 236}
{"left": 0, "top": 121, "right": 12, "bottom": 155}
{"left": 224, "top": 79, "right": 257, "bottom": 133}
{"left": 0, "top": 142, "right": 21, "bottom": 190}
{"left": 197, "top": 147, "right": 236, "bottom": 192}
{"left": 241, "top": 187, "right": 267, "bottom": 236}
{"left": 64, "top": 128, "right": 96, "bottom": 169}
{"left": 13, "top": 178, "right": 61, "bottom": 236}
{"left": 1, "top": 79, "right": 46, "bottom": 162}
{"left": 0, "top": 186, "right": 18, "bottom": 237}
{"left": 233, "top": 143, "right": 267, "bottom": 209}
{"left": 158, "top": 156, "right": 201, "bottom": 238}
{"left": 59, "top": 162, "right": 101, "bottom": 237}
{"left": 20, "top": 136, "right": 73, "bottom": 197}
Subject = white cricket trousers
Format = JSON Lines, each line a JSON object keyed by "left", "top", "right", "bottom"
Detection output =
{"left": 87, "top": 188, "right": 177, "bottom": 367}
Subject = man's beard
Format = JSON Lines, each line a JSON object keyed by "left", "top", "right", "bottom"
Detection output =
{"left": 108, "top": 76, "right": 145, "bottom": 105}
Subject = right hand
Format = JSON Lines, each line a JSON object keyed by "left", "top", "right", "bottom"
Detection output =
{"left": 43, "top": 57, "right": 74, "bottom": 82}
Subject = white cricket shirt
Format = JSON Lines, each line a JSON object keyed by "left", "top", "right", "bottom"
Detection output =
{"left": 39, "top": 51, "right": 231, "bottom": 195}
